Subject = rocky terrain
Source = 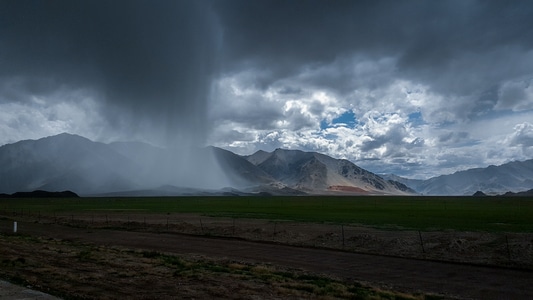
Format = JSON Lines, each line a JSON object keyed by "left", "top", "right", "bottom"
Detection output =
{"left": 246, "top": 148, "right": 414, "bottom": 195}
{"left": 0, "top": 133, "right": 412, "bottom": 196}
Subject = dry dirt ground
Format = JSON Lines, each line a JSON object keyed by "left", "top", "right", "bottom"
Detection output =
{"left": 1, "top": 213, "right": 533, "bottom": 299}
{"left": 40, "top": 212, "right": 533, "bottom": 268}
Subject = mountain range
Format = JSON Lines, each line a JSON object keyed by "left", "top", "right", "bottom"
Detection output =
{"left": 382, "top": 159, "right": 533, "bottom": 195}
{"left": 0, "top": 133, "right": 413, "bottom": 196}
{"left": 1, "top": 133, "right": 532, "bottom": 196}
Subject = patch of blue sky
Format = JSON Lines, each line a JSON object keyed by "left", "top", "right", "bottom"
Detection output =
{"left": 320, "top": 110, "right": 358, "bottom": 130}
{"left": 407, "top": 111, "right": 425, "bottom": 126}
{"left": 319, "top": 119, "right": 329, "bottom": 130}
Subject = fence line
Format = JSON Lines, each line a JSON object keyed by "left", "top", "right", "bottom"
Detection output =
{"left": 1, "top": 210, "right": 532, "bottom": 268}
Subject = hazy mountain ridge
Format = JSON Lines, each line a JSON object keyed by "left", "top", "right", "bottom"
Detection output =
{"left": 0, "top": 133, "right": 414, "bottom": 196}
{"left": 0, "top": 133, "right": 143, "bottom": 194}
{"left": 0, "top": 190, "right": 79, "bottom": 198}
{"left": 382, "top": 159, "right": 533, "bottom": 195}
{"left": 502, "top": 189, "right": 533, "bottom": 197}
{"left": 0, "top": 134, "right": 250, "bottom": 194}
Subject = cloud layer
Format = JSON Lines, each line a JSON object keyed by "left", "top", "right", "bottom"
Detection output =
{"left": 2, "top": 0, "right": 533, "bottom": 178}
{"left": 1, "top": 0, "right": 219, "bottom": 147}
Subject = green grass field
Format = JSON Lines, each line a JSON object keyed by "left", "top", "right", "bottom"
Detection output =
{"left": 2, "top": 196, "right": 532, "bottom": 232}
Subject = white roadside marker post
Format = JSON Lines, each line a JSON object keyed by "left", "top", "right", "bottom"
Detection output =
{"left": 13, "top": 221, "right": 17, "bottom": 233}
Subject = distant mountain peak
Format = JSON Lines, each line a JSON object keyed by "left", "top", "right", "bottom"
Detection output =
{"left": 52, "top": 132, "right": 80, "bottom": 137}
{"left": 394, "top": 159, "right": 533, "bottom": 195}
{"left": 43, "top": 132, "right": 90, "bottom": 141}
{"left": 246, "top": 148, "right": 415, "bottom": 195}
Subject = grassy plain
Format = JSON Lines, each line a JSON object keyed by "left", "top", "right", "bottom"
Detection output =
{"left": 2, "top": 196, "right": 532, "bottom": 232}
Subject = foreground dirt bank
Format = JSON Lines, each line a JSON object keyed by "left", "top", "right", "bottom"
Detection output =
{"left": 0, "top": 280, "right": 60, "bottom": 300}
{"left": 0, "top": 227, "right": 431, "bottom": 300}
{"left": 1, "top": 218, "right": 533, "bottom": 299}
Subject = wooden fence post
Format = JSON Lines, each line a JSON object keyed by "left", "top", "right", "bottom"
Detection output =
{"left": 342, "top": 224, "right": 345, "bottom": 248}
{"left": 506, "top": 235, "right": 511, "bottom": 262}
{"left": 418, "top": 231, "right": 425, "bottom": 253}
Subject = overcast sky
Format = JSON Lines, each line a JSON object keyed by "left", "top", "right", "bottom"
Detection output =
{"left": 1, "top": 0, "right": 533, "bottom": 179}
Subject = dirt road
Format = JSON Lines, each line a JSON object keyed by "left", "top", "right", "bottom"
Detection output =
{"left": 2, "top": 220, "right": 532, "bottom": 299}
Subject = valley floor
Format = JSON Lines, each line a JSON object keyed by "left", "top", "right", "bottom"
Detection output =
{"left": 1, "top": 214, "right": 532, "bottom": 299}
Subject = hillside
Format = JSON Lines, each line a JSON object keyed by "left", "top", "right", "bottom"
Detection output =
{"left": 0, "top": 134, "right": 251, "bottom": 194}
{"left": 383, "top": 160, "right": 533, "bottom": 196}
{"left": 0, "top": 133, "right": 142, "bottom": 194}
{"left": 0, "top": 133, "right": 414, "bottom": 196}
{"left": 246, "top": 149, "right": 415, "bottom": 195}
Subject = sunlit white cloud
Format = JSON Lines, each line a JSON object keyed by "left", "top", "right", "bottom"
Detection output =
{"left": 504, "top": 122, "right": 533, "bottom": 158}
{"left": 209, "top": 55, "right": 533, "bottom": 179}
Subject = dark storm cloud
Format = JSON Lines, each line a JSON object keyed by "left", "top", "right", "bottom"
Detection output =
{"left": 214, "top": 0, "right": 395, "bottom": 79}
{"left": 1, "top": 0, "right": 218, "bottom": 146}
{"left": 438, "top": 131, "right": 469, "bottom": 144}
{"left": 5, "top": 0, "right": 532, "bottom": 132}
{"left": 278, "top": 86, "right": 302, "bottom": 95}
{"left": 397, "top": 1, "right": 533, "bottom": 103}
{"left": 215, "top": 0, "right": 533, "bottom": 105}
